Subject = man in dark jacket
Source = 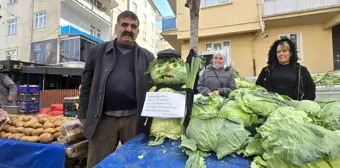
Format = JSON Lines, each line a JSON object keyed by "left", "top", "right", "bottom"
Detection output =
{"left": 0, "top": 73, "right": 17, "bottom": 106}
{"left": 78, "top": 11, "right": 154, "bottom": 167}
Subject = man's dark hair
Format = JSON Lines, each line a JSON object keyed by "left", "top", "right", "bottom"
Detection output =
{"left": 267, "top": 37, "right": 299, "bottom": 65}
{"left": 117, "top": 10, "right": 139, "bottom": 26}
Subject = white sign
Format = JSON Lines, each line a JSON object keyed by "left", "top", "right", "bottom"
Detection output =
{"left": 141, "top": 92, "right": 186, "bottom": 118}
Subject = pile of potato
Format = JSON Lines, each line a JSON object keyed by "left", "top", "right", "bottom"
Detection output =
{"left": 0, "top": 114, "right": 75, "bottom": 143}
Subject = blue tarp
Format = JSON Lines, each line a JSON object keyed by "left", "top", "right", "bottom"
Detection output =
{"left": 95, "top": 134, "right": 252, "bottom": 168}
{"left": 0, "top": 139, "right": 66, "bottom": 168}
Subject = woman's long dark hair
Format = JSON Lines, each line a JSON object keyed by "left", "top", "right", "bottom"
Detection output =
{"left": 267, "top": 37, "right": 299, "bottom": 65}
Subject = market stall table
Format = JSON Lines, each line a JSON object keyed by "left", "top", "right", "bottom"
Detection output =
{"left": 0, "top": 138, "right": 66, "bottom": 168}
{"left": 95, "top": 134, "right": 252, "bottom": 168}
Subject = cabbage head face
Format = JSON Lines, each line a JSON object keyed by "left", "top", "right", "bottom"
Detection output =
{"left": 147, "top": 58, "right": 186, "bottom": 85}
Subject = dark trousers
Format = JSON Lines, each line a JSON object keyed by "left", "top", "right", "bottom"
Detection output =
{"left": 87, "top": 114, "right": 137, "bottom": 168}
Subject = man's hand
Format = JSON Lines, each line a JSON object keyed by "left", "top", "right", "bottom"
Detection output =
{"left": 79, "top": 119, "right": 86, "bottom": 126}
{"left": 213, "top": 90, "right": 220, "bottom": 95}
{"left": 8, "top": 96, "right": 15, "bottom": 102}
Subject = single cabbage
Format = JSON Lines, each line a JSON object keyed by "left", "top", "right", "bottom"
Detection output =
{"left": 218, "top": 99, "right": 258, "bottom": 126}
{"left": 286, "top": 100, "right": 321, "bottom": 116}
{"left": 319, "top": 102, "right": 340, "bottom": 131}
{"left": 181, "top": 118, "right": 250, "bottom": 168}
{"left": 257, "top": 119, "right": 340, "bottom": 166}
{"left": 191, "top": 94, "right": 224, "bottom": 119}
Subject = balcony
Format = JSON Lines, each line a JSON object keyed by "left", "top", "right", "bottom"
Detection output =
{"left": 61, "top": 0, "right": 111, "bottom": 24}
{"left": 264, "top": 0, "right": 340, "bottom": 16}
{"left": 162, "top": 16, "right": 176, "bottom": 31}
{"left": 60, "top": 25, "right": 104, "bottom": 43}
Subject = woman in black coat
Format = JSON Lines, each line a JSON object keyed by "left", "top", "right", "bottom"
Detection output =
{"left": 256, "top": 38, "right": 316, "bottom": 101}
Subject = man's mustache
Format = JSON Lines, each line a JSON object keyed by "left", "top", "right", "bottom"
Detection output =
{"left": 121, "top": 31, "right": 134, "bottom": 38}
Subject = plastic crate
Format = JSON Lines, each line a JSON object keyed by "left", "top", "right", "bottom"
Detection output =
{"left": 17, "top": 85, "right": 40, "bottom": 94}
{"left": 18, "top": 94, "right": 40, "bottom": 102}
{"left": 20, "top": 103, "right": 40, "bottom": 111}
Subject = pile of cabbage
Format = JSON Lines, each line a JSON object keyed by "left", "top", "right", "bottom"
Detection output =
{"left": 180, "top": 86, "right": 340, "bottom": 168}
{"left": 312, "top": 71, "right": 340, "bottom": 86}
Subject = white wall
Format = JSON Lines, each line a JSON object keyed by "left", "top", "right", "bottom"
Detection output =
{"left": 60, "top": 3, "right": 111, "bottom": 41}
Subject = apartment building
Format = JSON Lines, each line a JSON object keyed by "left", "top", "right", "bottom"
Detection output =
{"left": 162, "top": 0, "right": 340, "bottom": 77}
{"left": 0, "top": 0, "right": 167, "bottom": 64}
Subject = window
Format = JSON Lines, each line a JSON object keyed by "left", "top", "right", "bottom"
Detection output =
{"left": 143, "top": 0, "right": 147, "bottom": 7}
{"left": 205, "top": 41, "right": 230, "bottom": 51}
{"left": 59, "top": 37, "right": 80, "bottom": 63}
{"left": 90, "top": 25, "right": 96, "bottom": 36}
{"left": 132, "top": 2, "right": 137, "bottom": 14}
{"left": 143, "top": 14, "right": 147, "bottom": 24}
{"left": 151, "top": 23, "right": 154, "bottom": 32}
{"left": 34, "top": 11, "right": 47, "bottom": 30}
{"left": 96, "top": 29, "right": 101, "bottom": 38}
{"left": 8, "top": 0, "right": 18, "bottom": 4}
{"left": 279, "top": 33, "right": 302, "bottom": 60}
{"left": 142, "top": 31, "right": 146, "bottom": 41}
{"left": 8, "top": 19, "right": 17, "bottom": 35}
{"left": 118, "top": 8, "right": 121, "bottom": 15}
{"left": 202, "top": 0, "right": 231, "bottom": 8}
{"left": 6, "top": 50, "right": 17, "bottom": 60}
{"left": 205, "top": 41, "right": 231, "bottom": 66}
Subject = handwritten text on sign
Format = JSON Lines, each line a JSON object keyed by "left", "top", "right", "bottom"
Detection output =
{"left": 141, "top": 92, "right": 186, "bottom": 118}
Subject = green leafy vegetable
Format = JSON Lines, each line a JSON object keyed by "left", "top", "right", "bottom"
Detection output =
{"left": 147, "top": 58, "right": 187, "bottom": 85}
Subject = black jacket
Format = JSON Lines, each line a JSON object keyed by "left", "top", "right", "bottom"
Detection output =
{"left": 78, "top": 39, "right": 155, "bottom": 139}
{"left": 256, "top": 63, "right": 316, "bottom": 101}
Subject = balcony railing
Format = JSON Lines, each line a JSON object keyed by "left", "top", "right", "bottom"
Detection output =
{"left": 74, "top": 0, "right": 111, "bottom": 22}
{"left": 60, "top": 25, "right": 104, "bottom": 43}
{"left": 162, "top": 16, "right": 176, "bottom": 31}
{"left": 264, "top": 0, "right": 340, "bottom": 16}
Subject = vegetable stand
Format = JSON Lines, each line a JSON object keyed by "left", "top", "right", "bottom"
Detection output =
{"left": 94, "top": 133, "right": 252, "bottom": 168}
{"left": 0, "top": 139, "right": 65, "bottom": 168}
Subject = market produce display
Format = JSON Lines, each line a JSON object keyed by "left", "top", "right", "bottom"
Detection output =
{"left": 312, "top": 71, "right": 340, "bottom": 85}
{"left": 0, "top": 114, "right": 75, "bottom": 143}
{"left": 179, "top": 85, "right": 340, "bottom": 168}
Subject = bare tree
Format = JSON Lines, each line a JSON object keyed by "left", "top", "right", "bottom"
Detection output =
{"left": 185, "top": 0, "right": 201, "bottom": 54}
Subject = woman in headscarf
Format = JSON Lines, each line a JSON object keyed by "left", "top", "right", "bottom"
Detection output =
{"left": 197, "top": 51, "right": 236, "bottom": 97}
{"left": 256, "top": 37, "right": 316, "bottom": 100}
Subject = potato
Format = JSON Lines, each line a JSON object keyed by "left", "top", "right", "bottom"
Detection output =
{"left": 17, "top": 115, "right": 24, "bottom": 121}
{"left": 32, "top": 128, "right": 44, "bottom": 136}
{"left": 14, "top": 121, "right": 24, "bottom": 127}
{"left": 39, "top": 133, "right": 54, "bottom": 143}
{"left": 24, "top": 128, "right": 35, "bottom": 136}
{"left": 38, "top": 117, "right": 48, "bottom": 124}
{"left": 7, "top": 134, "right": 16, "bottom": 140}
{"left": 54, "top": 120, "right": 62, "bottom": 127}
{"left": 7, "top": 126, "right": 17, "bottom": 133}
{"left": 4, "top": 133, "right": 11, "bottom": 138}
{"left": 9, "top": 114, "right": 18, "bottom": 119}
{"left": 55, "top": 127, "right": 61, "bottom": 132}
{"left": 8, "top": 119, "right": 19, "bottom": 126}
{"left": 24, "top": 121, "right": 34, "bottom": 128}
{"left": 30, "top": 117, "right": 39, "bottom": 122}
{"left": 43, "top": 122, "right": 55, "bottom": 129}
{"left": 0, "top": 131, "right": 6, "bottom": 138}
{"left": 53, "top": 132, "right": 60, "bottom": 139}
{"left": 47, "top": 118, "right": 57, "bottom": 124}
{"left": 15, "top": 127, "right": 25, "bottom": 133}
{"left": 31, "top": 123, "right": 43, "bottom": 129}
{"left": 22, "top": 116, "right": 31, "bottom": 122}
{"left": 44, "top": 128, "right": 56, "bottom": 134}
{"left": 2, "top": 125, "right": 10, "bottom": 132}
{"left": 13, "top": 133, "right": 24, "bottom": 140}
{"left": 27, "top": 136, "right": 39, "bottom": 142}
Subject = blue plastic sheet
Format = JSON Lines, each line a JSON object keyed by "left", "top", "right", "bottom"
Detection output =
{"left": 95, "top": 134, "right": 252, "bottom": 168}
{"left": 0, "top": 139, "right": 66, "bottom": 168}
